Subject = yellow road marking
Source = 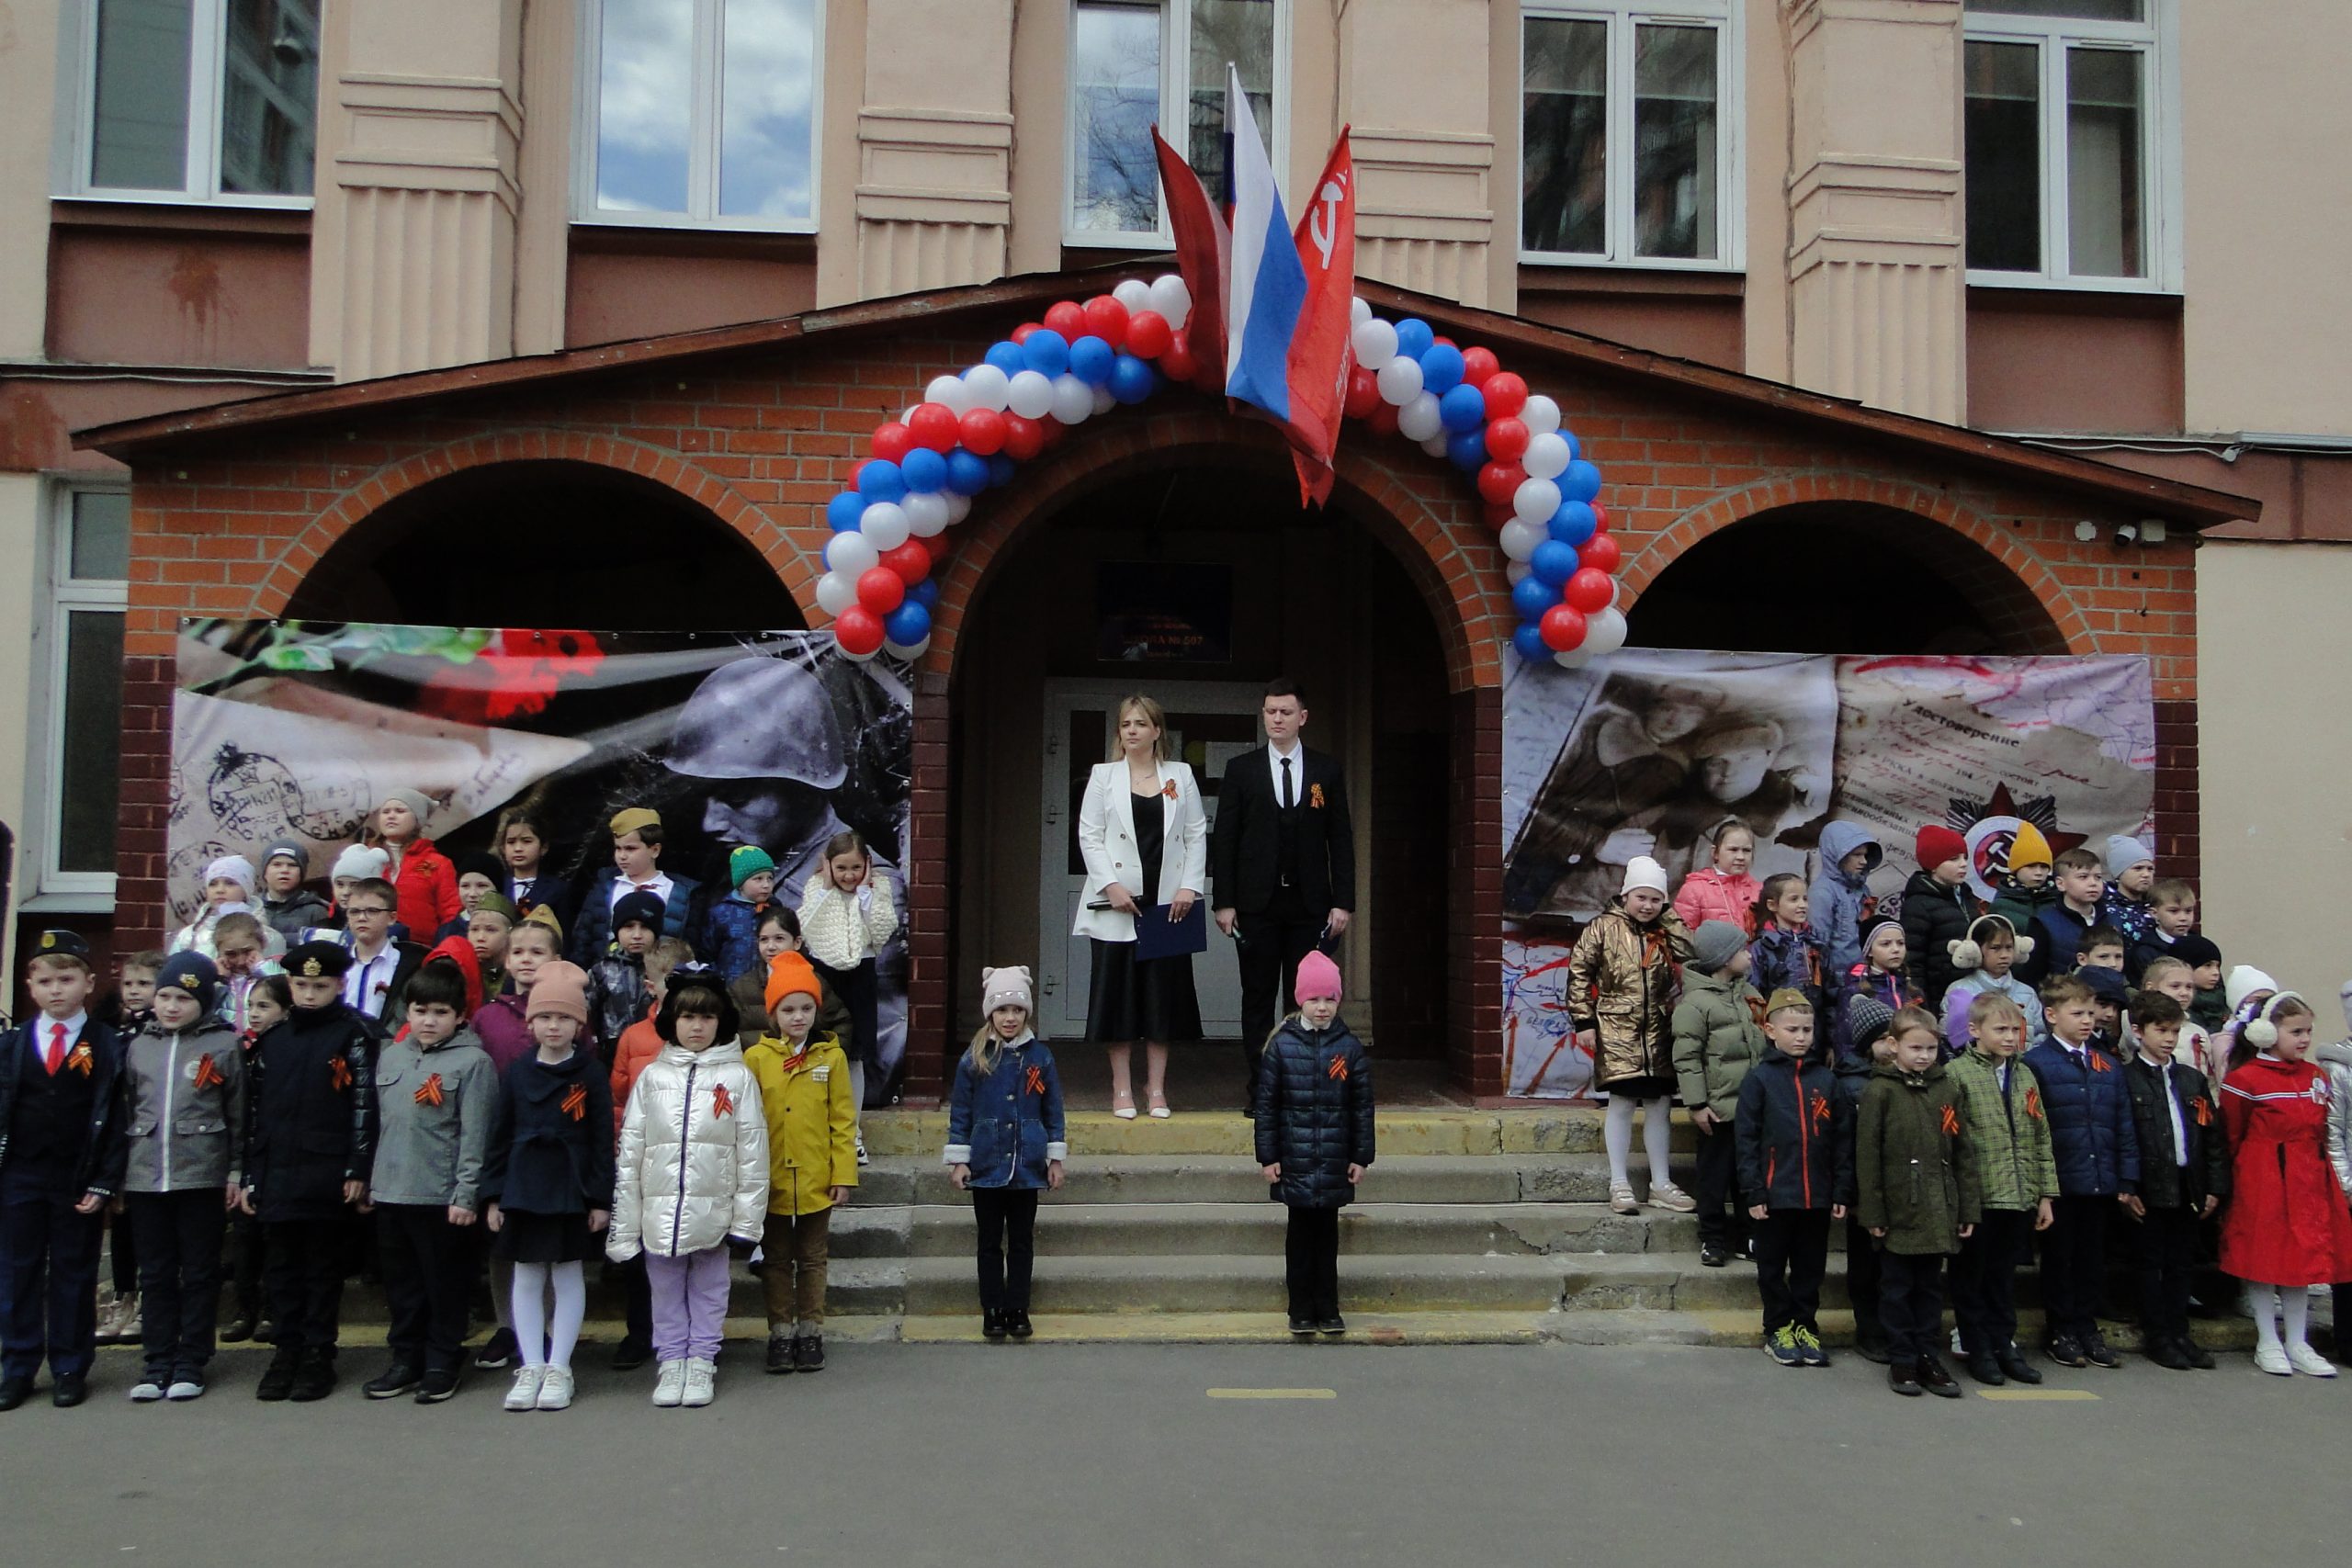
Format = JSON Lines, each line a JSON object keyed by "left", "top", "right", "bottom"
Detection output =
{"left": 1207, "top": 1388, "right": 1338, "bottom": 1400}
{"left": 1977, "top": 1388, "right": 2098, "bottom": 1401}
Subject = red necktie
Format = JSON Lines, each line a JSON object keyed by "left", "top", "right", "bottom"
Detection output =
{"left": 44, "top": 1022, "right": 65, "bottom": 1075}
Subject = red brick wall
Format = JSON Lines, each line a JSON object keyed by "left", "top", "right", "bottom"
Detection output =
{"left": 111, "top": 318, "right": 2199, "bottom": 1100}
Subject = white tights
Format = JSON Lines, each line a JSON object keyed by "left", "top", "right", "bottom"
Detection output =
{"left": 1605, "top": 1094, "right": 1674, "bottom": 1190}
{"left": 512, "top": 1260, "right": 586, "bottom": 1371}
{"left": 2249, "top": 1283, "right": 2312, "bottom": 1354}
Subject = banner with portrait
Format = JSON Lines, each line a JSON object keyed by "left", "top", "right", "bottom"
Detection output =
{"left": 1501, "top": 649, "right": 2155, "bottom": 1099}
{"left": 170, "top": 621, "right": 913, "bottom": 1100}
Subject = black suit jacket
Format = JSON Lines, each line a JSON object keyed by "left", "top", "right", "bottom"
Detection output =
{"left": 1210, "top": 744, "right": 1356, "bottom": 917}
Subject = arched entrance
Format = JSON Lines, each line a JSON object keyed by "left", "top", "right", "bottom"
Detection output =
{"left": 285, "top": 459, "right": 804, "bottom": 628}
{"left": 944, "top": 443, "right": 1458, "bottom": 1101}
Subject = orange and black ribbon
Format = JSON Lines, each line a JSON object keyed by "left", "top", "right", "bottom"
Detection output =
{"left": 2025, "top": 1087, "right": 2044, "bottom": 1121}
{"left": 193, "top": 1054, "right": 226, "bottom": 1090}
{"left": 328, "top": 1055, "right": 352, "bottom": 1091}
{"left": 413, "top": 1073, "right": 445, "bottom": 1108}
{"left": 1810, "top": 1091, "right": 1832, "bottom": 1130}
{"left": 1327, "top": 1055, "right": 1350, "bottom": 1081}
{"left": 560, "top": 1083, "right": 587, "bottom": 1122}
{"left": 1309, "top": 783, "right": 1326, "bottom": 808}
{"left": 2191, "top": 1095, "right": 2212, "bottom": 1127}
{"left": 1024, "top": 1064, "right": 1046, "bottom": 1097}
{"left": 1939, "top": 1103, "right": 1962, "bottom": 1137}
{"left": 67, "top": 1043, "right": 94, "bottom": 1078}
{"left": 2089, "top": 1052, "right": 2112, "bottom": 1073}
{"left": 711, "top": 1083, "right": 735, "bottom": 1118}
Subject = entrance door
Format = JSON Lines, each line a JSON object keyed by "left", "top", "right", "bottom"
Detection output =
{"left": 1037, "top": 680, "right": 1267, "bottom": 1039}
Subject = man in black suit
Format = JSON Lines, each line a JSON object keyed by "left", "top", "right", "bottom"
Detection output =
{"left": 1211, "top": 678, "right": 1356, "bottom": 1111}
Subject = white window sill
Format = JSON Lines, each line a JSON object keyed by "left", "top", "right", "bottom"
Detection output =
{"left": 1063, "top": 228, "right": 1171, "bottom": 252}
{"left": 1966, "top": 269, "right": 2179, "bottom": 298}
{"left": 54, "top": 190, "right": 315, "bottom": 213}
{"left": 1521, "top": 251, "right": 1743, "bottom": 276}
{"left": 571, "top": 214, "right": 818, "bottom": 238}
{"left": 21, "top": 886, "right": 117, "bottom": 914}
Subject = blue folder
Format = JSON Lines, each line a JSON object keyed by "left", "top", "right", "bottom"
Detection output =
{"left": 1135, "top": 900, "right": 1210, "bottom": 962}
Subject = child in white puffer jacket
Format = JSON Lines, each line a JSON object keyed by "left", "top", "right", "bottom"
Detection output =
{"left": 607, "top": 965, "right": 769, "bottom": 1408}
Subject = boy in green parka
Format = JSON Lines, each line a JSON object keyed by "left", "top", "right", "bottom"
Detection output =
{"left": 1673, "top": 920, "right": 1770, "bottom": 1269}
{"left": 1944, "top": 991, "right": 2058, "bottom": 1388}
{"left": 1857, "top": 1006, "right": 1983, "bottom": 1400}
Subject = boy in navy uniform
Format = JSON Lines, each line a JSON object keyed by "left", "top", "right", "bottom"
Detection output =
{"left": 0, "top": 931, "right": 128, "bottom": 1409}
{"left": 242, "top": 941, "right": 378, "bottom": 1402}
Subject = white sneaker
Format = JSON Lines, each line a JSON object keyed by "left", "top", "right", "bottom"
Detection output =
{"left": 2288, "top": 1342, "right": 2337, "bottom": 1377}
{"left": 1609, "top": 1184, "right": 1640, "bottom": 1215}
{"left": 681, "top": 1357, "right": 715, "bottom": 1407}
{"left": 855, "top": 1131, "right": 871, "bottom": 1167}
{"left": 651, "top": 1360, "right": 686, "bottom": 1407}
{"left": 2254, "top": 1344, "right": 2292, "bottom": 1377}
{"left": 536, "top": 1365, "right": 575, "bottom": 1411}
{"left": 1648, "top": 1182, "right": 1699, "bottom": 1214}
{"left": 503, "top": 1365, "right": 548, "bottom": 1410}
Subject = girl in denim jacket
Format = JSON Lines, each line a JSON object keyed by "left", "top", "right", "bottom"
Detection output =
{"left": 944, "top": 967, "right": 1065, "bottom": 1340}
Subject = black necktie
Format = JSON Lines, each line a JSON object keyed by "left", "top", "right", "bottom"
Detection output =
{"left": 1281, "top": 756, "right": 1295, "bottom": 809}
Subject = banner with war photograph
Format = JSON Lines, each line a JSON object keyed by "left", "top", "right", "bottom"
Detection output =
{"left": 1500, "top": 649, "right": 2154, "bottom": 1100}
{"left": 171, "top": 621, "right": 913, "bottom": 1101}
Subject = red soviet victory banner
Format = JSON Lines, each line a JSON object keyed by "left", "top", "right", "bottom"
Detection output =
{"left": 1283, "top": 130, "right": 1356, "bottom": 506}
{"left": 1150, "top": 124, "right": 1229, "bottom": 386}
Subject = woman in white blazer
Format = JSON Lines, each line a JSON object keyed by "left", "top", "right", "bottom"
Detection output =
{"left": 1075, "top": 695, "right": 1208, "bottom": 1117}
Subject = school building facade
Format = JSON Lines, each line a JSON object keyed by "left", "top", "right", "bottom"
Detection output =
{"left": 4, "top": 0, "right": 2344, "bottom": 1073}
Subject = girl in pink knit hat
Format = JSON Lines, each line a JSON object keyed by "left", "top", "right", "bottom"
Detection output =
{"left": 1253, "top": 953, "right": 1374, "bottom": 1337}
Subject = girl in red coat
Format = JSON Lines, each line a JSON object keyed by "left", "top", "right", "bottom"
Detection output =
{"left": 1673, "top": 820, "right": 1761, "bottom": 936}
{"left": 2220, "top": 991, "right": 2352, "bottom": 1378}
{"left": 369, "top": 789, "right": 461, "bottom": 940}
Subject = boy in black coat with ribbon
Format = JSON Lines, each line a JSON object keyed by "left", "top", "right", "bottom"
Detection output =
{"left": 242, "top": 941, "right": 378, "bottom": 1404}
{"left": 2120, "top": 991, "right": 2229, "bottom": 1371}
{"left": 0, "top": 931, "right": 127, "bottom": 1410}
{"left": 1254, "top": 953, "right": 1374, "bottom": 1337}
{"left": 1736, "top": 988, "right": 1849, "bottom": 1369}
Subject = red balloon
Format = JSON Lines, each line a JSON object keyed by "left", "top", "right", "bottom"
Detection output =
{"left": 1565, "top": 567, "right": 1614, "bottom": 614}
{"left": 1011, "top": 321, "right": 1042, "bottom": 344}
{"left": 1476, "top": 462, "right": 1526, "bottom": 506}
{"left": 833, "top": 605, "right": 885, "bottom": 657}
{"left": 1160, "top": 340, "right": 1198, "bottom": 381}
{"left": 1483, "top": 502, "right": 1514, "bottom": 530}
{"left": 1462, "top": 346, "right": 1500, "bottom": 387}
{"left": 1001, "top": 413, "right": 1047, "bottom": 460}
{"left": 1043, "top": 300, "right": 1087, "bottom": 338}
{"left": 879, "top": 540, "right": 932, "bottom": 586}
{"left": 920, "top": 532, "right": 953, "bottom": 565}
{"left": 1433, "top": 335, "right": 1456, "bottom": 349}
{"left": 1589, "top": 502, "right": 1610, "bottom": 534}
{"left": 1039, "top": 415, "right": 1068, "bottom": 446}
{"left": 1081, "top": 295, "right": 1130, "bottom": 348}
{"left": 907, "top": 402, "right": 959, "bottom": 453}
{"left": 871, "top": 421, "right": 915, "bottom": 463}
{"left": 857, "top": 567, "right": 907, "bottom": 615}
{"left": 1343, "top": 366, "right": 1382, "bottom": 420}
{"left": 1485, "top": 416, "right": 1530, "bottom": 461}
{"left": 1368, "top": 402, "right": 1400, "bottom": 437}
{"left": 1125, "top": 310, "right": 1172, "bottom": 358}
{"left": 1580, "top": 532, "right": 1622, "bottom": 574}
{"left": 1482, "top": 372, "right": 1529, "bottom": 419}
{"left": 1539, "top": 604, "right": 1589, "bottom": 652}
{"left": 958, "top": 406, "right": 1008, "bottom": 456}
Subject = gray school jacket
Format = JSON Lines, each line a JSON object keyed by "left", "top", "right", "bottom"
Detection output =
{"left": 368, "top": 1029, "right": 498, "bottom": 1210}
{"left": 122, "top": 1018, "right": 247, "bottom": 1194}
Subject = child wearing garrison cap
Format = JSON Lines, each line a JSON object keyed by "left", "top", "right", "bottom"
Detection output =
{"left": 707, "top": 846, "right": 779, "bottom": 984}
{"left": 1899, "top": 825, "right": 1982, "bottom": 1012}
{"left": 1988, "top": 823, "right": 2058, "bottom": 946}
{"left": 1939, "top": 913, "right": 2042, "bottom": 1058}
{"left": 171, "top": 855, "right": 261, "bottom": 958}
{"left": 570, "top": 807, "right": 705, "bottom": 966}
{"left": 1254, "top": 953, "right": 1374, "bottom": 1337}
{"left": 946, "top": 966, "right": 1066, "bottom": 1340}
{"left": 258, "top": 840, "right": 330, "bottom": 948}
{"left": 1569, "top": 855, "right": 1699, "bottom": 1217}
{"left": 746, "top": 952, "right": 857, "bottom": 1372}
{"left": 1831, "top": 916, "right": 1916, "bottom": 1059}
{"left": 2098, "top": 835, "right": 2159, "bottom": 958}
{"left": 1736, "top": 987, "right": 1847, "bottom": 1367}
{"left": 1673, "top": 920, "right": 1770, "bottom": 1268}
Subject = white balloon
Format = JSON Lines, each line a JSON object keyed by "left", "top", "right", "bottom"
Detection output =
{"left": 883, "top": 636, "right": 932, "bottom": 662}
{"left": 1521, "top": 431, "right": 1572, "bottom": 480}
{"left": 1498, "top": 519, "right": 1545, "bottom": 562}
{"left": 1148, "top": 274, "right": 1193, "bottom": 332}
{"left": 814, "top": 570, "right": 859, "bottom": 617}
{"left": 840, "top": 638, "right": 879, "bottom": 663}
{"left": 858, "top": 501, "right": 910, "bottom": 551}
{"left": 1006, "top": 369, "right": 1055, "bottom": 420}
{"left": 1420, "top": 434, "right": 1452, "bottom": 457}
{"left": 1584, "top": 606, "right": 1628, "bottom": 656}
{"left": 1091, "top": 382, "right": 1117, "bottom": 416}
{"left": 924, "top": 375, "right": 971, "bottom": 414}
{"left": 943, "top": 491, "right": 973, "bottom": 525}
{"left": 1396, "top": 391, "right": 1444, "bottom": 443}
{"left": 1521, "top": 394, "right": 1562, "bottom": 435}
{"left": 902, "top": 491, "right": 951, "bottom": 538}
{"left": 1351, "top": 296, "right": 1371, "bottom": 328}
{"left": 1113, "top": 277, "right": 1153, "bottom": 313}
{"left": 1553, "top": 648, "right": 1591, "bottom": 671}
{"left": 1375, "top": 355, "right": 1424, "bottom": 406}
{"left": 1506, "top": 560, "right": 1532, "bottom": 586}
{"left": 1352, "top": 318, "right": 1399, "bottom": 372}
{"left": 824, "top": 532, "right": 879, "bottom": 577}
{"left": 1513, "top": 477, "right": 1562, "bottom": 526}
{"left": 961, "top": 363, "right": 1012, "bottom": 412}
{"left": 901, "top": 405, "right": 923, "bottom": 427}
{"left": 1051, "top": 373, "right": 1095, "bottom": 424}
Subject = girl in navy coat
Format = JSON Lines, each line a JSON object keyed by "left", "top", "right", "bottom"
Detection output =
{"left": 945, "top": 967, "right": 1065, "bottom": 1340}
{"left": 1254, "top": 953, "right": 1375, "bottom": 1337}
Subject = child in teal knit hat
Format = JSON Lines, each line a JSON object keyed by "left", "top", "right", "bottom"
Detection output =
{"left": 707, "top": 846, "right": 777, "bottom": 983}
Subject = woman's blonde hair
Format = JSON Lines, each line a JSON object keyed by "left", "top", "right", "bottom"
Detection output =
{"left": 1105, "top": 694, "right": 1171, "bottom": 762}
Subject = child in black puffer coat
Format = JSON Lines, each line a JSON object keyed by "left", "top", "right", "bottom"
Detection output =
{"left": 1253, "top": 953, "right": 1374, "bottom": 1338}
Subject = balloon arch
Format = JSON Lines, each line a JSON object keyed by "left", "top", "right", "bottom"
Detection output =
{"left": 814, "top": 274, "right": 1624, "bottom": 668}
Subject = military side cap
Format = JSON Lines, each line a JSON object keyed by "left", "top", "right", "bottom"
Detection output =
{"left": 285, "top": 940, "right": 353, "bottom": 979}
{"left": 1764, "top": 987, "right": 1814, "bottom": 1019}
{"left": 609, "top": 807, "right": 662, "bottom": 839}
{"left": 31, "top": 930, "right": 91, "bottom": 960}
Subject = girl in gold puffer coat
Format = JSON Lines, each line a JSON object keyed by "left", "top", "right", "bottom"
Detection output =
{"left": 1569, "top": 856, "right": 1697, "bottom": 1216}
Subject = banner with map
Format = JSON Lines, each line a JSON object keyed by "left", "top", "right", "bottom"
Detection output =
{"left": 1500, "top": 650, "right": 2154, "bottom": 1099}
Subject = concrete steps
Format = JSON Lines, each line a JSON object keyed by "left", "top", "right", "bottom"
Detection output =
{"left": 856, "top": 1154, "right": 1696, "bottom": 1207}
{"left": 861, "top": 1108, "right": 1699, "bottom": 1160}
{"left": 904, "top": 1201, "right": 1698, "bottom": 1258}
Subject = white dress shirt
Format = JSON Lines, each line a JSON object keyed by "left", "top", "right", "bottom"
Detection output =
{"left": 2150, "top": 1056, "right": 2188, "bottom": 1166}
{"left": 609, "top": 872, "right": 673, "bottom": 909}
{"left": 32, "top": 1010, "right": 87, "bottom": 1069}
{"left": 344, "top": 941, "right": 400, "bottom": 1019}
{"left": 1266, "top": 739, "right": 1305, "bottom": 808}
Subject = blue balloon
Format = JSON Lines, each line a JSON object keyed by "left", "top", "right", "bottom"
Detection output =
{"left": 984, "top": 341, "right": 1027, "bottom": 375}
{"left": 1556, "top": 427, "right": 1581, "bottom": 463}
{"left": 1531, "top": 539, "right": 1580, "bottom": 588}
{"left": 1108, "top": 353, "right": 1158, "bottom": 405}
{"left": 884, "top": 601, "right": 933, "bottom": 646}
{"left": 1510, "top": 575, "right": 1558, "bottom": 621}
{"left": 1548, "top": 501, "right": 1598, "bottom": 547}
{"left": 944, "top": 448, "right": 992, "bottom": 496}
{"left": 987, "top": 453, "right": 1018, "bottom": 489}
{"left": 1512, "top": 623, "right": 1553, "bottom": 664}
{"left": 1439, "top": 383, "right": 1487, "bottom": 434}
{"left": 856, "top": 459, "right": 907, "bottom": 504}
{"left": 1419, "top": 343, "right": 1465, "bottom": 396}
{"left": 1395, "top": 318, "right": 1434, "bottom": 360}
{"left": 1023, "top": 330, "right": 1070, "bottom": 378}
{"left": 908, "top": 578, "right": 940, "bottom": 610}
{"left": 826, "top": 491, "right": 868, "bottom": 533}
{"left": 1069, "top": 335, "right": 1116, "bottom": 386}
{"left": 1445, "top": 429, "right": 1487, "bottom": 470}
{"left": 1561, "top": 458, "right": 1603, "bottom": 503}
{"left": 898, "top": 447, "right": 948, "bottom": 493}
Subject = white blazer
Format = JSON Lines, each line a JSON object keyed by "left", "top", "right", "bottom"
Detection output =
{"left": 1072, "top": 759, "right": 1208, "bottom": 942}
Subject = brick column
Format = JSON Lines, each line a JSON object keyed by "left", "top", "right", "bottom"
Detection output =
{"left": 1453, "top": 684, "right": 1505, "bottom": 1097}
{"left": 899, "top": 668, "right": 953, "bottom": 1104}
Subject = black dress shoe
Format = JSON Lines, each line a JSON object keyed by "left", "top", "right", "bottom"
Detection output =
{"left": 1917, "top": 1356, "right": 1963, "bottom": 1399}
{"left": 364, "top": 1363, "right": 421, "bottom": 1400}
{"left": 473, "top": 1327, "right": 516, "bottom": 1371}
{"left": 610, "top": 1336, "right": 652, "bottom": 1371}
{"left": 2146, "top": 1337, "right": 2193, "bottom": 1371}
{"left": 51, "top": 1374, "right": 89, "bottom": 1408}
{"left": 2178, "top": 1337, "right": 2216, "bottom": 1371}
{"left": 766, "top": 1332, "right": 796, "bottom": 1373}
{"left": 1964, "top": 1350, "right": 2007, "bottom": 1386}
{"left": 288, "top": 1350, "right": 336, "bottom": 1403}
{"left": 255, "top": 1348, "right": 300, "bottom": 1402}
{"left": 220, "top": 1317, "right": 254, "bottom": 1345}
{"left": 1289, "top": 1317, "right": 1316, "bottom": 1337}
{"left": 1888, "top": 1361, "right": 1922, "bottom": 1397}
{"left": 795, "top": 1334, "right": 826, "bottom": 1371}
{"left": 1700, "top": 1243, "right": 1728, "bottom": 1269}
{"left": 982, "top": 1312, "right": 1007, "bottom": 1341}
{"left": 414, "top": 1370, "right": 460, "bottom": 1404}
{"left": 1853, "top": 1333, "right": 1893, "bottom": 1366}
{"left": 1006, "top": 1312, "right": 1034, "bottom": 1340}
{"left": 0, "top": 1378, "right": 31, "bottom": 1412}
{"left": 1997, "top": 1346, "right": 2043, "bottom": 1384}
{"left": 1317, "top": 1315, "right": 1347, "bottom": 1337}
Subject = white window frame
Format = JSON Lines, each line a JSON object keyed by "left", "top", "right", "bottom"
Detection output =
{"left": 1962, "top": 1, "right": 2180, "bottom": 294}
{"left": 1517, "top": 1, "right": 1744, "bottom": 274}
{"left": 28, "top": 483, "right": 129, "bottom": 908}
{"left": 571, "top": 0, "right": 826, "bottom": 234}
{"left": 54, "top": 0, "right": 319, "bottom": 209}
{"left": 1062, "top": 0, "right": 1293, "bottom": 251}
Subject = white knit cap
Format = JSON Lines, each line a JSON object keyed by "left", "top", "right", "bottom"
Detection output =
{"left": 2225, "top": 964, "right": 2279, "bottom": 1014}
{"left": 202, "top": 855, "right": 257, "bottom": 897}
{"left": 980, "top": 964, "right": 1034, "bottom": 1016}
{"left": 332, "top": 844, "right": 390, "bottom": 882}
{"left": 1621, "top": 856, "right": 1669, "bottom": 897}
{"left": 2105, "top": 834, "right": 2155, "bottom": 879}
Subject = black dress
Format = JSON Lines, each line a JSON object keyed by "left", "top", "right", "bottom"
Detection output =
{"left": 1084, "top": 789, "right": 1204, "bottom": 1043}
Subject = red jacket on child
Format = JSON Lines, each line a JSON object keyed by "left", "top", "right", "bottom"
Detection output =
{"left": 388, "top": 836, "right": 461, "bottom": 940}
{"left": 2219, "top": 1054, "right": 2352, "bottom": 1287}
